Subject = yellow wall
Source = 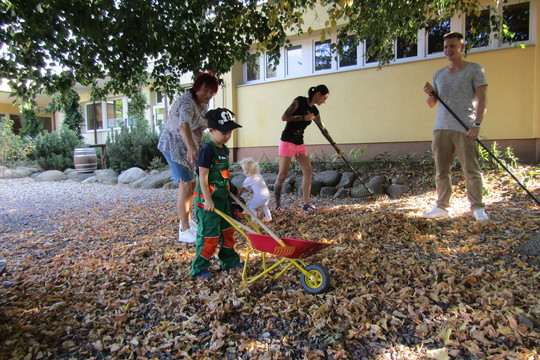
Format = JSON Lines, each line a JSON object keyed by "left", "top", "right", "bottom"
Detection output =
{"left": 0, "top": 103, "right": 20, "bottom": 115}
{"left": 232, "top": 45, "right": 536, "bottom": 149}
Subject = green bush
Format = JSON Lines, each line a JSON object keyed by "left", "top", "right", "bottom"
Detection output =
{"left": 0, "top": 117, "right": 35, "bottom": 168}
{"left": 33, "top": 126, "right": 84, "bottom": 170}
{"left": 20, "top": 107, "right": 43, "bottom": 138}
{"left": 106, "top": 119, "right": 164, "bottom": 172}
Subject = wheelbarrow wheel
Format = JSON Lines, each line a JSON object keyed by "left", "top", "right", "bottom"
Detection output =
{"left": 300, "top": 264, "right": 330, "bottom": 294}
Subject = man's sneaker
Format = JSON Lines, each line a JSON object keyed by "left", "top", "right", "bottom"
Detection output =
{"left": 196, "top": 270, "right": 212, "bottom": 279}
{"left": 179, "top": 229, "right": 196, "bottom": 243}
{"left": 473, "top": 208, "right": 489, "bottom": 221}
{"left": 302, "top": 203, "right": 317, "bottom": 212}
{"left": 421, "top": 206, "right": 449, "bottom": 219}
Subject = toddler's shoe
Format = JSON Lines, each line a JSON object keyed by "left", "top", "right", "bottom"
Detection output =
{"left": 302, "top": 203, "right": 317, "bottom": 212}
{"left": 275, "top": 206, "right": 287, "bottom": 212}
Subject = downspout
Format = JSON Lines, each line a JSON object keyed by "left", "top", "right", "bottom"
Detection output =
{"left": 93, "top": 102, "right": 98, "bottom": 144}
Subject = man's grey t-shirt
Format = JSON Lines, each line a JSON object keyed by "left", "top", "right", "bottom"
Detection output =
{"left": 433, "top": 62, "right": 488, "bottom": 133}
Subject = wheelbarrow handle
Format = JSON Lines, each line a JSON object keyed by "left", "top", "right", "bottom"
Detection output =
{"left": 196, "top": 203, "right": 258, "bottom": 234}
{"left": 228, "top": 192, "right": 287, "bottom": 247}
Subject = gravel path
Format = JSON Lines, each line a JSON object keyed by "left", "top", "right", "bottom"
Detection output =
{"left": 0, "top": 178, "right": 177, "bottom": 234}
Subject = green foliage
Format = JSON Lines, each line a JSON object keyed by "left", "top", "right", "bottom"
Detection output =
{"left": 373, "top": 151, "right": 391, "bottom": 167}
{"left": 1, "top": 0, "right": 509, "bottom": 100}
{"left": 0, "top": 117, "right": 35, "bottom": 169}
{"left": 478, "top": 141, "right": 520, "bottom": 172}
{"left": 148, "top": 156, "right": 166, "bottom": 171}
{"left": 259, "top": 160, "right": 279, "bottom": 174}
{"left": 106, "top": 119, "right": 164, "bottom": 172}
{"left": 55, "top": 89, "right": 84, "bottom": 139}
{"left": 33, "top": 126, "right": 84, "bottom": 171}
{"left": 20, "top": 106, "right": 43, "bottom": 138}
{"left": 398, "top": 152, "right": 416, "bottom": 168}
{"left": 311, "top": 150, "right": 342, "bottom": 171}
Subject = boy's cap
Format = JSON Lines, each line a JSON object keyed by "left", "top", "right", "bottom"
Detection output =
{"left": 206, "top": 108, "right": 242, "bottom": 132}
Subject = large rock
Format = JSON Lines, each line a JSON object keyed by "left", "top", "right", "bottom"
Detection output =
{"left": 118, "top": 167, "right": 146, "bottom": 184}
{"left": 96, "top": 169, "right": 119, "bottom": 184}
{"left": 132, "top": 169, "right": 173, "bottom": 189}
{"left": 0, "top": 166, "right": 40, "bottom": 178}
{"left": 320, "top": 187, "right": 338, "bottom": 197}
{"left": 314, "top": 170, "right": 341, "bottom": 187}
{"left": 336, "top": 172, "right": 357, "bottom": 188}
{"left": 34, "top": 170, "right": 67, "bottom": 182}
{"left": 262, "top": 173, "right": 277, "bottom": 185}
{"left": 387, "top": 184, "right": 409, "bottom": 198}
{"left": 231, "top": 174, "right": 246, "bottom": 190}
{"left": 66, "top": 171, "right": 95, "bottom": 182}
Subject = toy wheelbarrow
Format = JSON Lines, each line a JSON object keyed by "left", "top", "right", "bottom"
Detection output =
{"left": 199, "top": 192, "right": 333, "bottom": 294}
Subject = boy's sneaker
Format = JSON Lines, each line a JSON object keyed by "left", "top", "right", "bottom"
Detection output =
{"left": 275, "top": 206, "right": 286, "bottom": 212}
{"left": 196, "top": 270, "right": 212, "bottom": 279}
{"left": 302, "top": 203, "right": 317, "bottom": 212}
{"left": 473, "top": 208, "right": 489, "bottom": 221}
{"left": 179, "top": 229, "right": 196, "bottom": 243}
{"left": 421, "top": 206, "right": 449, "bottom": 219}
{"left": 228, "top": 262, "right": 244, "bottom": 270}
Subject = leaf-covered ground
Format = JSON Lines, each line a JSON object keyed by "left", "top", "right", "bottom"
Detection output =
{"left": 0, "top": 166, "right": 539, "bottom": 360}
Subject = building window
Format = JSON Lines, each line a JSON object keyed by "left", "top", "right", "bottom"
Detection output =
{"left": 396, "top": 36, "right": 418, "bottom": 59}
{"left": 86, "top": 103, "right": 103, "bottom": 130}
{"left": 155, "top": 91, "right": 164, "bottom": 105}
{"left": 37, "top": 116, "right": 53, "bottom": 132}
{"left": 365, "top": 39, "right": 379, "bottom": 64}
{"left": 85, "top": 97, "right": 127, "bottom": 131}
{"left": 339, "top": 36, "right": 358, "bottom": 68}
{"left": 466, "top": 9, "right": 492, "bottom": 48}
{"left": 247, "top": 55, "right": 261, "bottom": 81}
{"left": 314, "top": 39, "right": 332, "bottom": 71}
{"left": 503, "top": 1, "right": 530, "bottom": 43}
{"left": 427, "top": 19, "right": 451, "bottom": 55}
{"left": 107, "top": 99, "right": 124, "bottom": 128}
{"left": 286, "top": 45, "right": 303, "bottom": 76}
{"left": 242, "top": 1, "right": 533, "bottom": 84}
{"left": 266, "top": 53, "right": 278, "bottom": 79}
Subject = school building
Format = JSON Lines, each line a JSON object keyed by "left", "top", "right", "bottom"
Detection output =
{"left": 2, "top": 0, "right": 539, "bottom": 164}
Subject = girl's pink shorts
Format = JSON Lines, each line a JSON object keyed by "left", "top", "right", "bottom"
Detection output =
{"left": 279, "top": 140, "right": 308, "bottom": 157}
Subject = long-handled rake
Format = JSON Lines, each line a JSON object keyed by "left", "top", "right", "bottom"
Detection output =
{"left": 432, "top": 91, "right": 540, "bottom": 207}
{"left": 312, "top": 118, "right": 375, "bottom": 196}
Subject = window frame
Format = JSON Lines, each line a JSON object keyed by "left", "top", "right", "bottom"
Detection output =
{"left": 242, "top": 0, "right": 535, "bottom": 84}
{"left": 84, "top": 96, "right": 128, "bottom": 132}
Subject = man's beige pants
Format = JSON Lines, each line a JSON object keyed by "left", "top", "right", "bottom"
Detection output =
{"left": 432, "top": 130, "right": 485, "bottom": 212}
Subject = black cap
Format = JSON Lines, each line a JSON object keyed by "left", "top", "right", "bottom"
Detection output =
{"left": 205, "top": 108, "right": 242, "bottom": 132}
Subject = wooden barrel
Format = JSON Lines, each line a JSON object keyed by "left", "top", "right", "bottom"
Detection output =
{"left": 73, "top": 147, "right": 98, "bottom": 173}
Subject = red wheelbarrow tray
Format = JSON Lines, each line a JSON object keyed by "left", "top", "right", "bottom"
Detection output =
{"left": 245, "top": 232, "right": 333, "bottom": 259}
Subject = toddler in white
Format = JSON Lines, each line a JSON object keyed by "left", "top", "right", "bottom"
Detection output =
{"left": 238, "top": 158, "right": 272, "bottom": 223}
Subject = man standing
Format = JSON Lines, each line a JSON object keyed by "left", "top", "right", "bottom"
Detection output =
{"left": 422, "top": 32, "right": 489, "bottom": 221}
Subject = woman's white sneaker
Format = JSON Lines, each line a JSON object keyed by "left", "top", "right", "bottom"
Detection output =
{"left": 179, "top": 228, "right": 196, "bottom": 243}
{"left": 421, "top": 206, "right": 449, "bottom": 218}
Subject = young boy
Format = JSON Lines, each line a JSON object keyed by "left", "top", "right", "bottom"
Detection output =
{"left": 191, "top": 108, "right": 243, "bottom": 279}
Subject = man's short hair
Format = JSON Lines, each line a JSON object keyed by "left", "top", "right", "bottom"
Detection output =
{"left": 444, "top": 32, "right": 465, "bottom": 42}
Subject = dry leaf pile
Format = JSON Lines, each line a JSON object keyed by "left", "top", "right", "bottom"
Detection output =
{"left": 0, "top": 167, "right": 539, "bottom": 360}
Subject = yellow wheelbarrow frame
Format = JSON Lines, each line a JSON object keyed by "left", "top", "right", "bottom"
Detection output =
{"left": 207, "top": 192, "right": 333, "bottom": 294}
